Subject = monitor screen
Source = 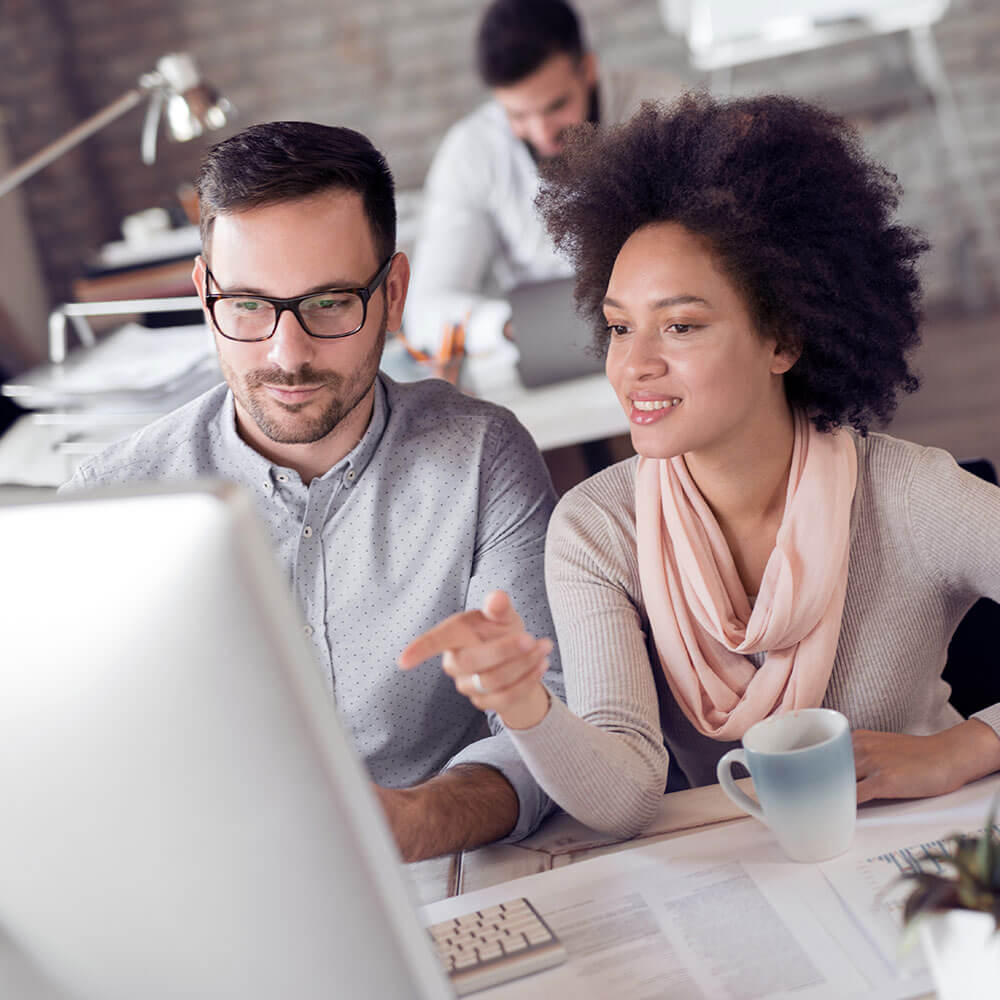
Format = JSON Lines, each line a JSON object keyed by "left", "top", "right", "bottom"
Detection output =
{"left": 0, "top": 483, "right": 451, "bottom": 1000}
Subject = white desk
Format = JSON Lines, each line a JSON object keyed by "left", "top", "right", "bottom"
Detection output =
{"left": 407, "top": 777, "right": 1000, "bottom": 999}
{"left": 405, "top": 780, "right": 755, "bottom": 906}
{"left": 379, "top": 337, "right": 627, "bottom": 454}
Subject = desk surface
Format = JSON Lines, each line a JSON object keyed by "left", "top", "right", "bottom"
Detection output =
{"left": 380, "top": 337, "right": 627, "bottom": 453}
{"left": 405, "top": 778, "right": 1000, "bottom": 999}
{"left": 405, "top": 780, "right": 754, "bottom": 907}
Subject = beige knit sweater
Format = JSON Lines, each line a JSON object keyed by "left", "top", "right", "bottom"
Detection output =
{"left": 508, "top": 432, "right": 1000, "bottom": 838}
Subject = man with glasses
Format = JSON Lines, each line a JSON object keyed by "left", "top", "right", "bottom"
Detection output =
{"left": 406, "top": 0, "right": 682, "bottom": 354}
{"left": 61, "top": 121, "right": 563, "bottom": 861}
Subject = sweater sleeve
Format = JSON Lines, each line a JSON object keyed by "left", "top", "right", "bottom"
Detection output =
{"left": 506, "top": 473, "right": 669, "bottom": 838}
{"left": 906, "top": 447, "right": 1000, "bottom": 735}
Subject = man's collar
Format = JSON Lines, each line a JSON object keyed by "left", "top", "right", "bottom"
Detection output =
{"left": 218, "top": 376, "right": 389, "bottom": 487}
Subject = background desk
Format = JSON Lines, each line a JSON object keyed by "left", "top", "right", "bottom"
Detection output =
{"left": 0, "top": 335, "right": 628, "bottom": 488}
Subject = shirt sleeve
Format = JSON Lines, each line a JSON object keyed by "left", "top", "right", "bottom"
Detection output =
{"left": 906, "top": 447, "right": 1000, "bottom": 735}
{"left": 443, "top": 412, "right": 562, "bottom": 841}
{"left": 507, "top": 482, "right": 669, "bottom": 839}
{"left": 57, "top": 463, "right": 91, "bottom": 494}
{"left": 404, "top": 121, "right": 512, "bottom": 356}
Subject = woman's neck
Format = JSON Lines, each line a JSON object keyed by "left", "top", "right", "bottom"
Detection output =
{"left": 683, "top": 403, "right": 797, "bottom": 594}
{"left": 685, "top": 401, "right": 795, "bottom": 520}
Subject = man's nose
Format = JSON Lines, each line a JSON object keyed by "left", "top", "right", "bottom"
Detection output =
{"left": 267, "top": 308, "right": 317, "bottom": 372}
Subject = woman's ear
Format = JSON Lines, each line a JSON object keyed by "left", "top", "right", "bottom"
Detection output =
{"left": 771, "top": 339, "right": 801, "bottom": 376}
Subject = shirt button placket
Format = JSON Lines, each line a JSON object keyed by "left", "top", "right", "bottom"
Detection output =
{"left": 298, "top": 483, "right": 330, "bottom": 672}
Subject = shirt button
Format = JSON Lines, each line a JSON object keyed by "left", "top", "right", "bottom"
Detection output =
{"left": 303, "top": 525, "right": 313, "bottom": 538}
{"left": 303, "top": 624, "right": 314, "bottom": 637}
{"left": 346, "top": 470, "right": 356, "bottom": 481}
{"left": 276, "top": 474, "right": 289, "bottom": 483}
{"left": 261, "top": 482, "right": 271, "bottom": 492}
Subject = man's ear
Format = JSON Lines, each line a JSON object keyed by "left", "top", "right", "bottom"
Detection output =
{"left": 191, "top": 256, "right": 214, "bottom": 331}
{"left": 192, "top": 256, "right": 208, "bottom": 303}
{"left": 580, "top": 51, "right": 598, "bottom": 89}
{"left": 384, "top": 252, "right": 411, "bottom": 334}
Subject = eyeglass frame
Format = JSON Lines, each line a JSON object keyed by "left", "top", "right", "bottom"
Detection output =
{"left": 202, "top": 254, "right": 395, "bottom": 342}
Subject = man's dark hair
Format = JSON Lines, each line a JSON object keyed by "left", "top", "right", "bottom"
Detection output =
{"left": 538, "top": 93, "right": 929, "bottom": 434}
{"left": 196, "top": 121, "right": 396, "bottom": 262}
{"left": 476, "top": 0, "right": 586, "bottom": 88}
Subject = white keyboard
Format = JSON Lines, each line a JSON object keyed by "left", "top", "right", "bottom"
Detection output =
{"left": 428, "top": 896, "right": 567, "bottom": 995}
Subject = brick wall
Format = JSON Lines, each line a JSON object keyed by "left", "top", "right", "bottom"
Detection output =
{"left": 1, "top": 0, "right": 998, "bottom": 307}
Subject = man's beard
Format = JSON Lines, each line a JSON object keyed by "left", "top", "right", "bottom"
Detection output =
{"left": 224, "top": 318, "right": 386, "bottom": 446}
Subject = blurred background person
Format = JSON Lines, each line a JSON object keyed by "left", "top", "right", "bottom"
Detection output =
{"left": 404, "top": 0, "right": 684, "bottom": 357}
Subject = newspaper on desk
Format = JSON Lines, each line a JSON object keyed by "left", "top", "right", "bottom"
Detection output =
{"left": 0, "top": 323, "right": 221, "bottom": 487}
{"left": 3, "top": 322, "right": 218, "bottom": 410}
{"left": 422, "top": 776, "right": 1000, "bottom": 999}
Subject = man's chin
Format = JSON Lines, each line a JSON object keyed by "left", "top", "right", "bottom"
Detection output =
{"left": 249, "top": 402, "right": 341, "bottom": 446}
{"left": 522, "top": 139, "right": 564, "bottom": 164}
{"left": 257, "top": 420, "right": 338, "bottom": 446}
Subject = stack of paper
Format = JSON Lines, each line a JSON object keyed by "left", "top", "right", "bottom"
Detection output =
{"left": 0, "top": 323, "right": 221, "bottom": 487}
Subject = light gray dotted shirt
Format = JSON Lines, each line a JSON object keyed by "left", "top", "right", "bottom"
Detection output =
{"left": 62, "top": 374, "right": 564, "bottom": 841}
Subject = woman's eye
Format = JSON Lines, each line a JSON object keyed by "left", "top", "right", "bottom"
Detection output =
{"left": 234, "top": 300, "right": 261, "bottom": 312}
{"left": 605, "top": 323, "right": 628, "bottom": 337}
{"left": 667, "top": 323, "right": 693, "bottom": 334}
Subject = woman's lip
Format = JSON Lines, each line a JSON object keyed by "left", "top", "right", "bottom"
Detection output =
{"left": 629, "top": 399, "right": 681, "bottom": 425}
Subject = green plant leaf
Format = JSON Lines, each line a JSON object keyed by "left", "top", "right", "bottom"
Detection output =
{"left": 901, "top": 874, "right": 960, "bottom": 924}
{"left": 897, "top": 797, "right": 1000, "bottom": 926}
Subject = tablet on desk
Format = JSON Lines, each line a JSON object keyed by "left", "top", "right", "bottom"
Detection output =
{"left": 509, "top": 277, "right": 605, "bottom": 388}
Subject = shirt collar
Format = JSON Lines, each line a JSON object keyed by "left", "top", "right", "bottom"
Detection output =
{"left": 215, "top": 375, "right": 389, "bottom": 487}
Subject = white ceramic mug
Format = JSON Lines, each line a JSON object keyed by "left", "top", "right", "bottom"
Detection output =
{"left": 716, "top": 708, "right": 856, "bottom": 862}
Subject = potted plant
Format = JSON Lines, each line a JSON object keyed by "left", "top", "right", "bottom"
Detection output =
{"left": 899, "top": 802, "right": 1000, "bottom": 1000}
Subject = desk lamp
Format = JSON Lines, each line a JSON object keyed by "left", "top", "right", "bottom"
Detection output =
{"left": 0, "top": 53, "right": 233, "bottom": 198}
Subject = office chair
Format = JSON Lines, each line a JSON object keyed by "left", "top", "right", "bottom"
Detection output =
{"left": 942, "top": 458, "right": 1000, "bottom": 718}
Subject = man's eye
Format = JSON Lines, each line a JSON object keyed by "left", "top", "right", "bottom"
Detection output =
{"left": 305, "top": 295, "right": 351, "bottom": 311}
{"left": 233, "top": 300, "right": 262, "bottom": 312}
{"left": 669, "top": 323, "right": 692, "bottom": 334}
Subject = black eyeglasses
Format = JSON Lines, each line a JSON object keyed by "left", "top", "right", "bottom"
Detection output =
{"left": 204, "top": 255, "right": 394, "bottom": 342}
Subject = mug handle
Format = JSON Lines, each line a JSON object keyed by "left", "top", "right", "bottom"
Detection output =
{"left": 716, "top": 748, "right": 764, "bottom": 821}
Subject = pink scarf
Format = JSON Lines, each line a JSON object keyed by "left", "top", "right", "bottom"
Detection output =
{"left": 635, "top": 411, "right": 858, "bottom": 741}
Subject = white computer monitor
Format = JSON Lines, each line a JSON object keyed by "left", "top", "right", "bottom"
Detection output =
{"left": 0, "top": 482, "right": 452, "bottom": 1000}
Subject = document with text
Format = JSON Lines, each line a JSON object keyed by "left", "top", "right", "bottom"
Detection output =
{"left": 421, "top": 776, "right": 1000, "bottom": 999}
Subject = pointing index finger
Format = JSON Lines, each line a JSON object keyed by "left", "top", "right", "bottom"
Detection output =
{"left": 397, "top": 611, "right": 489, "bottom": 670}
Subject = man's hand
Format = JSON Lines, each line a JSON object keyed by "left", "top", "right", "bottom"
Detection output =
{"left": 372, "top": 765, "right": 520, "bottom": 862}
{"left": 398, "top": 590, "right": 553, "bottom": 731}
{"left": 853, "top": 719, "right": 1000, "bottom": 804}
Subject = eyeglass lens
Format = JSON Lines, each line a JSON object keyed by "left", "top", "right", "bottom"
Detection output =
{"left": 214, "top": 291, "right": 365, "bottom": 340}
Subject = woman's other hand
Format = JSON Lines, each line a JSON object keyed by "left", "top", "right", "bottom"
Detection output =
{"left": 852, "top": 720, "right": 1000, "bottom": 803}
{"left": 398, "top": 590, "right": 553, "bottom": 730}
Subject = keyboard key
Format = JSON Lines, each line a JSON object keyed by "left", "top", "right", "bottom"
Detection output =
{"left": 428, "top": 897, "right": 567, "bottom": 996}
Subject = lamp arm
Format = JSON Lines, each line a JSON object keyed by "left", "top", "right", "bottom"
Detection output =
{"left": 0, "top": 87, "right": 147, "bottom": 199}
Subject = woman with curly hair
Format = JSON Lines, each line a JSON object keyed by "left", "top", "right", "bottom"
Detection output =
{"left": 402, "top": 93, "right": 1000, "bottom": 839}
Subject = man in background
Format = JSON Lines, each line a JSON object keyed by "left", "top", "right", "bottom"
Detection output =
{"left": 406, "top": 0, "right": 684, "bottom": 355}
{"left": 61, "top": 121, "right": 562, "bottom": 862}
